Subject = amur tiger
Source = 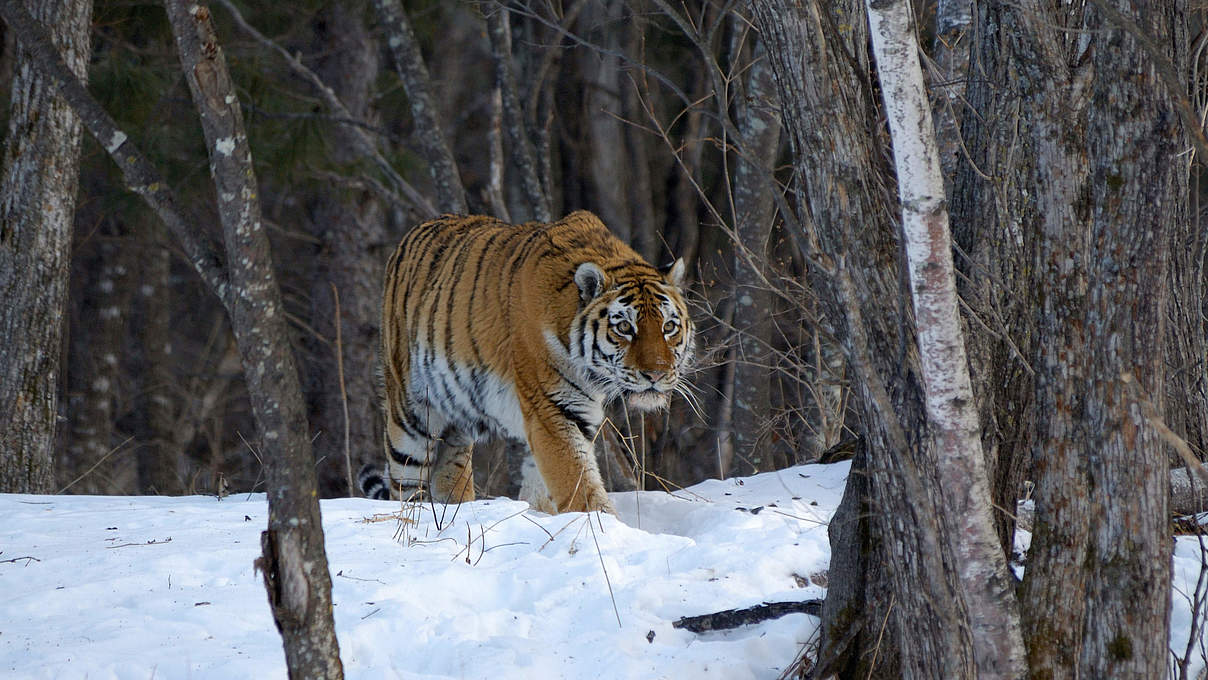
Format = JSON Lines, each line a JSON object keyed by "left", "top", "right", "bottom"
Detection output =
{"left": 359, "top": 211, "right": 694, "bottom": 514}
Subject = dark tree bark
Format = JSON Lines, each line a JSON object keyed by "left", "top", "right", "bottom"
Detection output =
{"left": 931, "top": 0, "right": 971, "bottom": 189}
{"left": 618, "top": 9, "right": 658, "bottom": 264}
{"left": 1013, "top": 0, "right": 1184, "bottom": 675}
{"left": 298, "top": 1, "right": 388, "bottom": 498}
{"left": 751, "top": 1, "right": 975, "bottom": 676}
{"left": 0, "top": 0, "right": 93, "bottom": 494}
{"left": 948, "top": 0, "right": 1037, "bottom": 560}
{"left": 135, "top": 229, "right": 184, "bottom": 495}
{"left": 578, "top": 0, "right": 630, "bottom": 241}
{"left": 65, "top": 226, "right": 136, "bottom": 494}
{"left": 162, "top": 2, "right": 343, "bottom": 675}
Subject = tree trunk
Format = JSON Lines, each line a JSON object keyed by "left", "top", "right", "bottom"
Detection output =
{"left": 1011, "top": 0, "right": 1183, "bottom": 676}
{"left": 751, "top": 1, "right": 975, "bottom": 676}
{"left": 865, "top": 0, "right": 1025, "bottom": 674}
{"left": 136, "top": 229, "right": 184, "bottom": 495}
{"left": 0, "top": 0, "right": 93, "bottom": 494}
{"left": 372, "top": 0, "right": 467, "bottom": 214}
{"left": 163, "top": 2, "right": 343, "bottom": 675}
{"left": 579, "top": 0, "right": 631, "bottom": 242}
{"left": 948, "top": 0, "right": 1036, "bottom": 561}
{"left": 727, "top": 38, "right": 781, "bottom": 477}
{"left": 300, "top": 1, "right": 387, "bottom": 498}
{"left": 486, "top": 6, "right": 552, "bottom": 223}
{"left": 931, "top": 0, "right": 971, "bottom": 190}
{"left": 66, "top": 228, "right": 136, "bottom": 494}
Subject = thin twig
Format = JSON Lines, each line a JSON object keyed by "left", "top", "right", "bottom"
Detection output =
{"left": 330, "top": 283, "right": 354, "bottom": 496}
{"left": 57, "top": 435, "right": 136, "bottom": 494}
{"left": 587, "top": 513, "right": 622, "bottom": 629}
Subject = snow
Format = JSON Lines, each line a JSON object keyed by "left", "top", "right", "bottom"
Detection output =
{"left": 0, "top": 463, "right": 846, "bottom": 679}
{"left": 4, "top": 460, "right": 1205, "bottom": 679}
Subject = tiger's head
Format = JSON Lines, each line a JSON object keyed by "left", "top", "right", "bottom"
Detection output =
{"left": 570, "top": 259, "right": 694, "bottom": 411}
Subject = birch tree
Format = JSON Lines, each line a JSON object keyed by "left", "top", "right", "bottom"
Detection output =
{"left": 864, "top": 0, "right": 1025, "bottom": 675}
{"left": 750, "top": 0, "right": 974, "bottom": 675}
{"left": 0, "top": 0, "right": 93, "bottom": 493}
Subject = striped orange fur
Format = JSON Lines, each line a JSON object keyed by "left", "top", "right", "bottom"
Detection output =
{"left": 359, "top": 211, "right": 694, "bottom": 513}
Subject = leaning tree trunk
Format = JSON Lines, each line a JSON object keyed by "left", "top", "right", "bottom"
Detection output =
{"left": 751, "top": 0, "right": 976, "bottom": 676}
{"left": 162, "top": 2, "right": 343, "bottom": 675}
{"left": 948, "top": 0, "right": 1038, "bottom": 560}
{"left": 0, "top": 0, "right": 93, "bottom": 494}
{"left": 865, "top": 0, "right": 1026, "bottom": 674}
{"left": 1010, "top": 0, "right": 1184, "bottom": 676}
{"left": 372, "top": 0, "right": 467, "bottom": 215}
{"left": 486, "top": 7, "right": 552, "bottom": 223}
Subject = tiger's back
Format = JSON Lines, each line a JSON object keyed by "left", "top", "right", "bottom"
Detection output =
{"left": 363, "top": 211, "right": 694, "bottom": 513}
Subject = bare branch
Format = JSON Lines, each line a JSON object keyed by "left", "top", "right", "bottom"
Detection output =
{"left": 485, "top": 6, "right": 552, "bottom": 222}
{"left": 371, "top": 0, "right": 468, "bottom": 214}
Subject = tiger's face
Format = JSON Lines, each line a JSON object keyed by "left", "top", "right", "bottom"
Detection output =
{"left": 572, "top": 260, "right": 694, "bottom": 411}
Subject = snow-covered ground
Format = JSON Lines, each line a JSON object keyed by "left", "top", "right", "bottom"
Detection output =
{"left": 3, "top": 460, "right": 1206, "bottom": 679}
{"left": 0, "top": 463, "right": 847, "bottom": 680}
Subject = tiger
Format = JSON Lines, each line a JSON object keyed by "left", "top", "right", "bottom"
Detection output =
{"left": 358, "top": 210, "right": 694, "bottom": 514}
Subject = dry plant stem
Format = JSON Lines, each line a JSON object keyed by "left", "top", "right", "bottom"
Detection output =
{"left": 485, "top": 6, "right": 552, "bottom": 222}
{"left": 331, "top": 283, "right": 354, "bottom": 496}
{"left": 865, "top": 0, "right": 1026, "bottom": 676}
{"left": 162, "top": 2, "right": 342, "bottom": 676}
{"left": 371, "top": 0, "right": 467, "bottom": 214}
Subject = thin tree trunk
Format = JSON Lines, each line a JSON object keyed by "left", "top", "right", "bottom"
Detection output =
{"left": 728, "top": 38, "right": 781, "bottom": 477}
{"left": 486, "top": 6, "right": 552, "bottom": 223}
{"left": 136, "top": 229, "right": 184, "bottom": 495}
{"left": 0, "top": 0, "right": 92, "bottom": 493}
{"left": 162, "top": 2, "right": 343, "bottom": 675}
{"left": 66, "top": 229, "right": 136, "bottom": 494}
{"left": 865, "top": 0, "right": 1025, "bottom": 675}
{"left": 372, "top": 0, "right": 467, "bottom": 214}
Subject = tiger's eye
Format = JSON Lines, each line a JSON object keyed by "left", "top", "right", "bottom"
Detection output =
{"left": 616, "top": 320, "right": 634, "bottom": 335}
{"left": 663, "top": 319, "right": 679, "bottom": 335}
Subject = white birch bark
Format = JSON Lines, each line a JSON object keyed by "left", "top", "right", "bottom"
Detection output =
{"left": 864, "top": 1, "right": 1027, "bottom": 677}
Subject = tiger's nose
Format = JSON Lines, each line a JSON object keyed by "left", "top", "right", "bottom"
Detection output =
{"left": 641, "top": 370, "right": 667, "bottom": 384}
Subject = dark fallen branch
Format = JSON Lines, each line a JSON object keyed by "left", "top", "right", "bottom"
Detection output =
{"left": 672, "top": 600, "right": 823, "bottom": 633}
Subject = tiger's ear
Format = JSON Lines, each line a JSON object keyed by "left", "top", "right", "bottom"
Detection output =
{"left": 575, "top": 262, "right": 607, "bottom": 302}
{"left": 665, "top": 258, "right": 686, "bottom": 288}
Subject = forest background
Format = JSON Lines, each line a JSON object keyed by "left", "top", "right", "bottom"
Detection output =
{"left": 2, "top": 0, "right": 1206, "bottom": 677}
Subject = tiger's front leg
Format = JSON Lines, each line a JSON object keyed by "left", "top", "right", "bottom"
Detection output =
{"left": 524, "top": 415, "right": 615, "bottom": 514}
